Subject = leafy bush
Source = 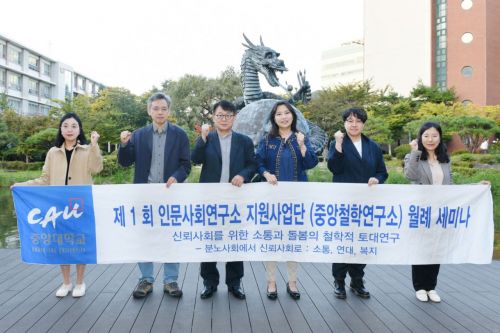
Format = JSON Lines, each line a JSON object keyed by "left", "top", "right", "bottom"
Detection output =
{"left": 383, "top": 154, "right": 392, "bottom": 161}
{"left": 456, "top": 153, "right": 475, "bottom": 162}
{"left": 452, "top": 166, "right": 477, "bottom": 177}
{"left": 0, "top": 161, "right": 44, "bottom": 171}
{"left": 387, "top": 172, "right": 410, "bottom": 184}
{"left": 477, "top": 154, "right": 498, "bottom": 165}
{"left": 489, "top": 141, "right": 500, "bottom": 154}
{"left": 451, "top": 149, "right": 469, "bottom": 155}
{"left": 394, "top": 144, "right": 411, "bottom": 160}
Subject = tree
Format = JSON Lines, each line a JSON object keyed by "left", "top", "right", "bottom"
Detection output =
{"left": 448, "top": 116, "right": 498, "bottom": 153}
{"left": 364, "top": 115, "right": 392, "bottom": 154}
{"left": 17, "top": 128, "right": 58, "bottom": 162}
{"left": 0, "top": 98, "right": 20, "bottom": 160}
{"left": 410, "top": 83, "right": 457, "bottom": 106}
{"left": 87, "top": 87, "right": 143, "bottom": 145}
{"left": 303, "top": 81, "right": 378, "bottom": 138}
{"left": 160, "top": 67, "right": 242, "bottom": 128}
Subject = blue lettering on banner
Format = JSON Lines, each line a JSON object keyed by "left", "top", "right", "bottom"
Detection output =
{"left": 12, "top": 185, "right": 97, "bottom": 264}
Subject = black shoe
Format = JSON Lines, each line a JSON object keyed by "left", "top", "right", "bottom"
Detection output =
{"left": 286, "top": 283, "right": 300, "bottom": 300}
{"left": 133, "top": 280, "right": 153, "bottom": 299}
{"left": 334, "top": 280, "right": 346, "bottom": 299}
{"left": 228, "top": 285, "right": 246, "bottom": 299}
{"left": 200, "top": 285, "right": 217, "bottom": 299}
{"left": 350, "top": 283, "right": 370, "bottom": 298}
{"left": 266, "top": 282, "right": 278, "bottom": 300}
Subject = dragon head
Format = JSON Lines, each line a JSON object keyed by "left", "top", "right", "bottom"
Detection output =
{"left": 242, "top": 34, "right": 288, "bottom": 87}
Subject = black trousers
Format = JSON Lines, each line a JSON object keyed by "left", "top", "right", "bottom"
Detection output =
{"left": 332, "top": 263, "right": 366, "bottom": 284}
{"left": 200, "top": 261, "right": 243, "bottom": 288}
{"left": 412, "top": 264, "right": 440, "bottom": 291}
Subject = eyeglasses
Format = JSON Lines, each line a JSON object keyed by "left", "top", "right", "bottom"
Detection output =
{"left": 214, "top": 114, "right": 234, "bottom": 120}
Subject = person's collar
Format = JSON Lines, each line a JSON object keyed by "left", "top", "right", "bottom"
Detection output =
{"left": 153, "top": 122, "right": 168, "bottom": 134}
{"left": 217, "top": 129, "right": 232, "bottom": 139}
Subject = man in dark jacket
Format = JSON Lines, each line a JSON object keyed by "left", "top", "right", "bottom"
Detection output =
{"left": 118, "top": 92, "right": 191, "bottom": 299}
{"left": 191, "top": 100, "right": 256, "bottom": 300}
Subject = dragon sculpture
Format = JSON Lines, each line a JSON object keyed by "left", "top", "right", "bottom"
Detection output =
{"left": 233, "top": 34, "right": 327, "bottom": 154}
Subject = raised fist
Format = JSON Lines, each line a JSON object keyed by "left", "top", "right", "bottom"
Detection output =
{"left": 120, "top": 131, "right": 132, "bottom": 144}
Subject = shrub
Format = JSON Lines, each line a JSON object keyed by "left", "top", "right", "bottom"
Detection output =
{"left": 99, "top": 152, "right": 132, "bottom": 177}
{"left": 0, "top": 161, "right": 44, "bottom": 171}
{"left": 477, "top": 154, "right": 497, "bottom": 165}
{"left": 451, "top": 149, "right": 469, "bottom": 155}
{"left": 456, "top": 153, "right": 475, "bottom": 162}
{"left": 387, "top": 172, "right": 410, "bottom": 184}
{"left": 452, "top": 166, "right": 477, "bottom": 177}
{"left": 394, "top": 144, "right": 411, "bottom": 160}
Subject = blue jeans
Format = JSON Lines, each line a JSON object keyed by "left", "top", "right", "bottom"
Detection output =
{"left": 138, "top": 262, "right": 179, "bottom": 284}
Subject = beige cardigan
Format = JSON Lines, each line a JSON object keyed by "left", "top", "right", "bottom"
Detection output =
{"left": 21, "top": 144, "right": 103, "bottom": 186}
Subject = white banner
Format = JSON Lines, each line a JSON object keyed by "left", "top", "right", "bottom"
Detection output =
{"left": 91, "top": 182, "right": 493, "bottom": 264}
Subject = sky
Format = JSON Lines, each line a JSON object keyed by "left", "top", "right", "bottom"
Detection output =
{"left": 1, "top": 0, "right": 363, "bottom": 95}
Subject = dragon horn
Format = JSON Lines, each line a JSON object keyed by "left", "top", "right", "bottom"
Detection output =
{"left": 243, "top": 33, "right": 256, "bottom": 48}
{"left": 260, "top": 36, "right": 265, "bottom": 46}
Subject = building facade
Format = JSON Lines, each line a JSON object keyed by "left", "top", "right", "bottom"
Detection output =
{"left": 362, "top": 0, "right": 500, "bottom": 105}
{"left": 444, "top": 0, "right": 500, "bottom": 105}
{"left": 321, "top": 41, "right": 364, "bottom": 88}
{"left": 0, "top": 34, "right": 103, "bottom": 116}
{"left": 363, "top": 0, "right": 433, "bottom": 96}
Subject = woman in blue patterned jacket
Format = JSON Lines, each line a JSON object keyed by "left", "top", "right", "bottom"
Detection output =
{"left": 256, "top": 101, "right": 318, "bottom": 300}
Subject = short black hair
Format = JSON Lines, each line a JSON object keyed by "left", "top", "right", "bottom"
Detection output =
{"left": 417, "top": 121, "right": 450, "bottom": 163}
{"left": 342, "top": 107, "right": 368, "bottom": 123}
{"left": 147, "top": 92, "right": 172, "bottom": 110}
{"left": 268, "top": 101, "right": 297, "bottom": 137}
{"left": 213, "top": 100, "right": 236, "bottom": 114}
{"left": 54, "top": 112, "right": 87, "bottom": 147}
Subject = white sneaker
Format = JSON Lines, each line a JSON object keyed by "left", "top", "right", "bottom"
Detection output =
{"left": 72, "top": 283, "right": 86, "bottom": 297}
{"left": 427, "top": 290, "right": 441, "bottom": 303}
{"left": 415, "top": 289, "right": 428, "bottom": 302}
{"left": 56, "top": 283, "right": 73, "bottom": 297}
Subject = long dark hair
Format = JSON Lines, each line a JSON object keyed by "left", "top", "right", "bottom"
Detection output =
{"left": 417, "top": 122, "right": 449, "bottom": 163}
{"left": 268, "top": 101, "right": 297, "bottom": 137}
{"left": 54, "top": 112, "right": 87, "bottom": 147}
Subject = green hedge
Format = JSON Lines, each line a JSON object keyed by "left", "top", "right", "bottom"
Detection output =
{"left": 394, "top": 144, "right": 411, "bottom": 160}
{"left": 0, "top": 161, "right": 44, "bottom": 171}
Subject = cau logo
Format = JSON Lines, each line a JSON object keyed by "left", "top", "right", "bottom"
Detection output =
{"left": 27, "top": 198, "right": 84, "bottom": 228}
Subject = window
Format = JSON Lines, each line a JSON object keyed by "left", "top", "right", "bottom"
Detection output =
{"left": 64, "top": 70, "right": 72, "bottom": 97}
{"left": 7, "top": 98, "right": 21, "bottom": 112}
{"left": 42, "top": 62, "right": 51, "bottom": 75}
{"left": 0, "top": 69, "right": 5, "bottom": 86}
{"left": 0, "top": 41, "right": 5, "bottom": 59}
{"left": 41, "top": 84, "right": 50, "bottom": 98}
{"left": 28, "top": 102, "right": 39, "bottom": 115}
{"left": 7, "top": 47, "right": 21, "bottom": 65}
{"left": 78, "top": 76, "right": 85, "bottom": 90}
{"left": 8, "top": 72, "right": 21, "bottom": 91}
{"left": 461, "top": 66, "right": 473, "bottom": 77}
{"left": 461, "top": 32, "right": 473, "bottom": 44}
{"left": 86, "top": 81, "right": 93, "bottom": 94}
{"left": 461, "top": 0, "right": 473, "bottom": 10}
{"left": 29, "top": 79, "right": 39, "bottom": 95}
{"left": 28, "top": 55, "right": 39, "bottom": 71}
{"left": 40, "top": 105, "right": 50, "bottom": 115}
{"left": 462, "top": 99, "right": 472, "bottom": 105}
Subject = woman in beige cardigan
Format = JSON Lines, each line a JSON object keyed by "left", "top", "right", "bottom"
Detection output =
{"left": 13, "top": 112, "right": 103, "bottom": 298}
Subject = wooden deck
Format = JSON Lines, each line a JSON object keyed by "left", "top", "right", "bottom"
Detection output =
{"left": 0, "top": 249, "right": 499, "bottom": 333}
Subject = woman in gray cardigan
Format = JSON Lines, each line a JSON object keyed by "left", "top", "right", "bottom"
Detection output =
{"left": 404, "top": 122, "right": 451, "bottom": 303}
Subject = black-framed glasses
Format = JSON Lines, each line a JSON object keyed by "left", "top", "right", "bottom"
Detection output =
{"left": 214, "top": 114, "right": 234, "bottom": 120}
